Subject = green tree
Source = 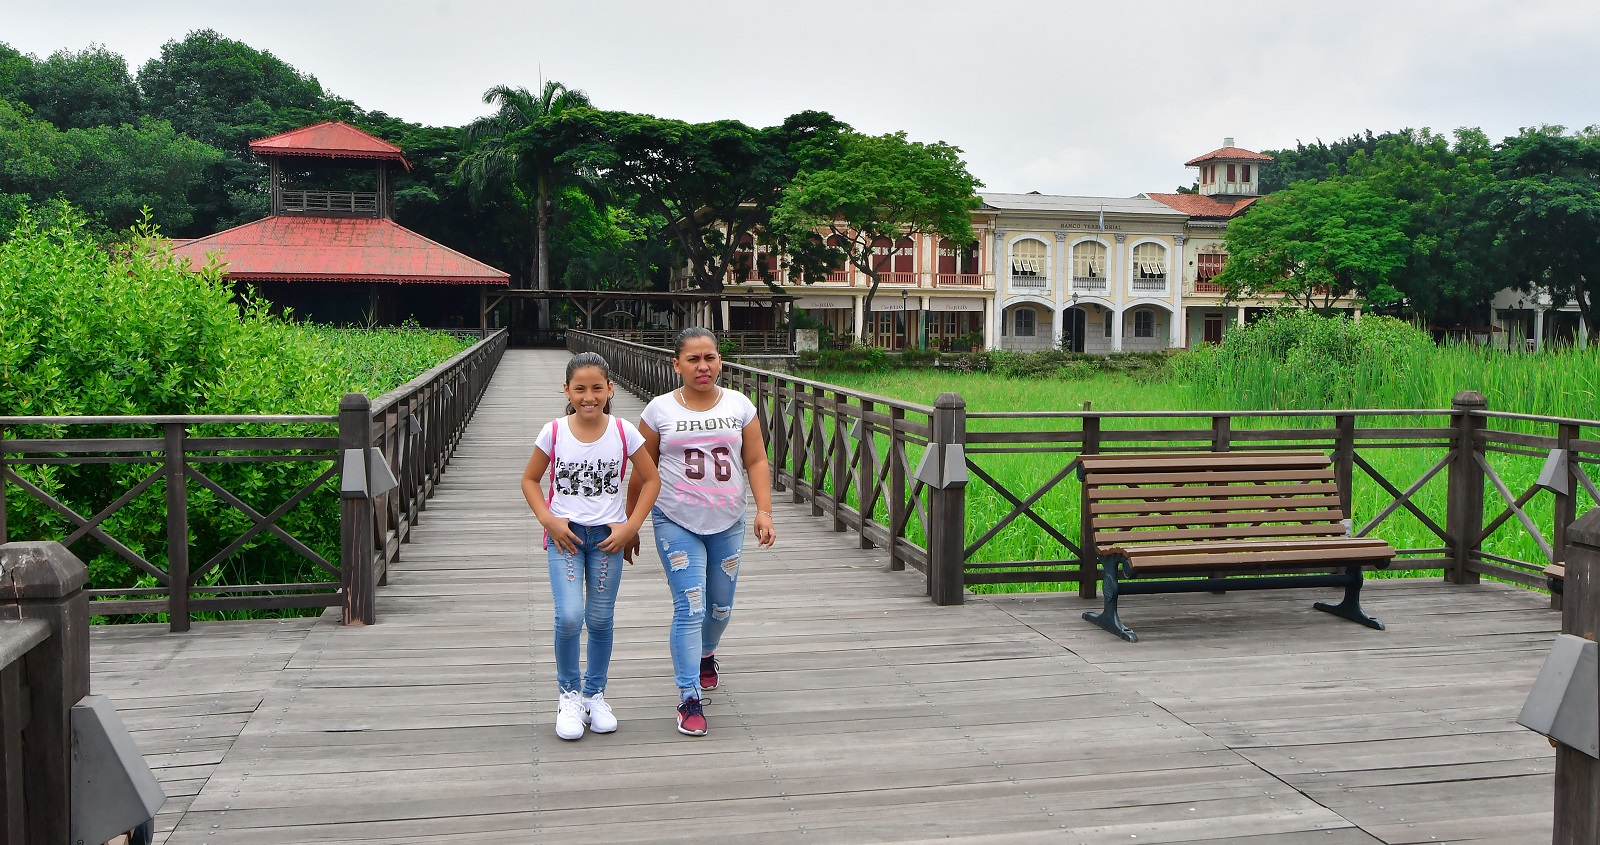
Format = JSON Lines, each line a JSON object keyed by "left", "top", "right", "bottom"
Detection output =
{"left": 0, "top": 42, "right": 35, "bottom": 104}
{"left": 551, "top": 109, "right": 847, "bottom": 304}
{"left": 771, "top": 130, "right": 981, "bottom": 315}
{"left": 1346, "top": 128, "right": 1500, "bottom": 325}
{"left": 1259, "top": 130, "right": 1408, "bottom": 193}
{"left": 1487, "top": 126, "right": 1600, "bottom": 344}
{"left": 1214, "top": 177, "right": 1410, "bottom": 313}
{"left": 0, "top": 100, "right": 220, "bottom": 233}
{"left": 17, "top": 44, "right": 142, "bottom": 129}
{"left": 457, "top": 82, "right": 593, "bottom": 298}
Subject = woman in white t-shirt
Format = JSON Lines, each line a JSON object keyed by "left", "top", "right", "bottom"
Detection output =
{"left": 522, "top": 352, "right": 660, "bottom": 741}
{"left": 630, "top": 327, "right": 775, "bottom": 736}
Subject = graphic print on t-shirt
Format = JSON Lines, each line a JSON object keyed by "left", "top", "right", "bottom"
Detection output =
{"left": 669, "top": 435, "right": 741, "bottom": 509}
{"left": 553, "top": 455, "right": 623, "bottom": 498}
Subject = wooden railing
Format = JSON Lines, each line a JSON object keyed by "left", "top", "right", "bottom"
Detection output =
{"left": 279, "top": 190, "right": 378, "bottom": 216}
{"left": 569, "top": 330, "right": 1600, "bottom": 607}
{"left": 592, "top": 329, "right": 792, "bottom": 354}
{"left": 0, "top": 331, "right": 507, "bottom": 630}
{"left": 935, "top": 273, "right": 984, "bottom": 287}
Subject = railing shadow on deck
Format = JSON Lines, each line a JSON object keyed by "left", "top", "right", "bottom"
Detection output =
{"left": 569, "top": 330, "right": 1600, "bottom": 608}
{"left": 0, "top": 330, "right": 508, "bottom": 631}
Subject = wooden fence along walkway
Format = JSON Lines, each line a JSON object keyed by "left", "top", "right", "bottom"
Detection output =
{"left": 69, "top": 348, "right": 1568, "bottom": 843}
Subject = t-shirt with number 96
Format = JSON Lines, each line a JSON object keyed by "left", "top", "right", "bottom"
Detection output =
{"left": 640, "top": 389, "right": 758, "bottom": 535}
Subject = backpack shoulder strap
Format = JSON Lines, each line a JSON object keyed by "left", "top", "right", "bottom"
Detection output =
{"left": 615, "top": 417, "right": 628, "bottom": 483}
{"left": 545, "top": 420, "right": 559, "bottom": 506}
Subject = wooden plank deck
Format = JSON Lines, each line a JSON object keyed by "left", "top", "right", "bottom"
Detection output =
{"left": 89, "top": 349, "right": 1559, "bottom": 844}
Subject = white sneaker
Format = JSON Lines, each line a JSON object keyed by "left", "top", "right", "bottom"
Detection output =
{"left": 555, "top": 690, "right": 585, "bottom": 740}
{"left": 583, "top": 693, "right": 618, "bottom": 734}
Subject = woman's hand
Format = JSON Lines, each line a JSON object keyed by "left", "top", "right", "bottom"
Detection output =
{"left": 599, "top": 522, "right": 637, "bottom": 554}
{"left": 541, "top": 516, "right": 580, "bottom": 554}
{"left": 753, "top": 511, "right": 776, "bottom": 547}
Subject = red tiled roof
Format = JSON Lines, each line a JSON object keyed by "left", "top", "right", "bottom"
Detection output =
{"left": 1145, "top": 193, "right": 1260, "bottom": 219}
{"left": 170, "top": 216, "right": 509, "bottom": 285}
{"left": 249, "top": 122, "right": 409, "bottom": 169}
{"left": 1184, "top": 146, "right": 1274, "bottom": 166}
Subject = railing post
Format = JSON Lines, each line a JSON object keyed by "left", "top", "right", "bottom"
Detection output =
{"left": 0, "top": 425, "right": 7, "bottom": 545}
{"left": 1334, "top": 413, "right": 1356, "bottom": 517}
{"left": 340, "top": 393, "right": 377, "bottom": 626}
{"left": 927, "top": 393, "right": 968, "bottom": 606}
{"left": 0, "top": 541, "right": 89, "bottom": 845}
{"left": 770, "top": 377, "right": 789, "bottom": 493}
{"left": 1553, "top": 508, "right": 1600, "bottom": 844}
{"left": 831, "top": 390, "right": 849, "bottom": 532}
{"left": 887, "top": 406, "right": 907, "bottom": 572}
{"left": 1211, "top": 414, "right": 1231, "bottom": 452}
{"left": 1079, "top": 415, "right": 1101, "bottom": 600}
{"left": 790, "top": 389, "right": 806, "bottom": 504}
{"left": 1552, "top": 423, "right": 1580, "bottom": 610}
{"left": 809, "top": 386, "right": 825, "bottom": 517}
{"left": 858, "top": 399, "right": 878, "bottom": 550}
{"left": 1445, "top": 391, "right": 1486, "bottom": 585}
{"left": 163, "top": 422, "right": 190, "bottom": 633}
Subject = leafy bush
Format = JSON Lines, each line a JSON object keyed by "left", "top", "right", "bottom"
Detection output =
{"left": 0, "top": 208, "right": 470, "bottom": 613}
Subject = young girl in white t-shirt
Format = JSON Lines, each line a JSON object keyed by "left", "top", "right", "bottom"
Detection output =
{"left": 629, "top": 327, "right": 776, "bottom": 737}
{"left": 521, "top": 352, "right": 659, "bottom": 741}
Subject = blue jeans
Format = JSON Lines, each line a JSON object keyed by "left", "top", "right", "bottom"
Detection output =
{"left": 547, "top": 522, "right": 623, "bottom": 696}
{"left": 652, "top": 508, "right": 745, "bottom": 701}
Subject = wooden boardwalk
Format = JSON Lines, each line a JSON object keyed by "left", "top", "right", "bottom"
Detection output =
{"left": 89, "top": 350, "right": 1559, "bottom": 844}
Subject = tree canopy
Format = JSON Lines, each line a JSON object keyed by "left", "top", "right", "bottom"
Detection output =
{"left": 772, "top": 131, "right": 981, "bottom": 313}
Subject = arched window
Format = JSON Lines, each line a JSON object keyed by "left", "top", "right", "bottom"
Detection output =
{"left": 1014, "top": 307, "right": 1036, "bottom": 337}
{"left": 1072, "top": 241, "right": 1108, "bottom": 291}
{"left": 1134, "top": 308, "right": 1156, "bottom": 338}
{"left": 938, "top": 237, "right": 978, "bottom": 274}
{"left": 1131, "top": 242, "right": 1167, "bottom": 290}
{"left": 1010, "top": 238, "right": 1047, "bottom": 277}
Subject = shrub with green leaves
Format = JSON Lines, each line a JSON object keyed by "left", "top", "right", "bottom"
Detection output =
{"left": 0, "top": 208, "right": 470, "bottom": 615}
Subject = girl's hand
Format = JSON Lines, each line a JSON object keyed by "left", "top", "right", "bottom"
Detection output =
{"left": 622, "top": 534, "right": 642, "bottom": 564}
{"left": 541, "top": 516, "right": 580, "bottom": 554}
{"left": 599, "top": 522, "right": 637, "bottom": 554}
{"left": 753, "top": 511, "right": 776, "bottom": 548}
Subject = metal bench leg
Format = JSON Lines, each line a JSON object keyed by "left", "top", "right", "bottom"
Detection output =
{"left": 1313, "top": 566, "right": 1385, "bottom": 630}
{"left": 1083, "top": 564, "right": 1138, "bottom": 642}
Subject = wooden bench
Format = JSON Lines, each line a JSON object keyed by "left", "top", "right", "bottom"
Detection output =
{"left": 1079, "top": 451, "right": 1396, "bottom": 642}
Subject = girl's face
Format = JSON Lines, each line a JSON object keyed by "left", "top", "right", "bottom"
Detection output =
{"left": 673, "top": 336, "right": 722, "bottom": 394}
{"left": 564, "top": 365, "right": 613, "bottom": 420}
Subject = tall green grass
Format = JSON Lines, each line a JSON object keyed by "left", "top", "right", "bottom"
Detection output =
{"left": 804, "top": 312, "right": 1598, "bottom": 593}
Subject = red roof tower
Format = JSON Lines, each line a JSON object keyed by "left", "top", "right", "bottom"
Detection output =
{"left": 173, "top": 122, "right": 508, "bottom": 288}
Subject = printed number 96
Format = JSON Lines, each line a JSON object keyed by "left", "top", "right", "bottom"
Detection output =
{"left": 684, "top": 446, "right": 734, "bottom": 482}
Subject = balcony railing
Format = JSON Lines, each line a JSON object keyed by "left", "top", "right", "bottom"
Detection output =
{"left": 1071, "top": 276, "right": 1107, "bottom": 292}
{"left": 877, "top": 272, "right": 918, "bottom": 286}
{"left": 825, "top": 270, "right": 853, "bottom": 284}
{"left": 935, "top": 273, "right": 983, "bottom": 287}
{"left": 1132, "top": 277, "right": 1168, "bottom": 292}
{"left": 1009, "top": 275, "right": 1048, "bottom": 289}
{"left": 1193, "top": 280, "right": 1223, "bottom": 294}
{"left": 279, "top": 190, "right": 379, "bottom": 216}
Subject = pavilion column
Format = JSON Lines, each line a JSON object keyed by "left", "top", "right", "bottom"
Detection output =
{"left": 1535, "top": 308, "right": 1546, "bottom": 352}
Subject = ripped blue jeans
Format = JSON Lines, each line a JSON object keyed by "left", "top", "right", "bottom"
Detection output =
{"left": 547, "top": 522, "right": 623, "bottom": 696}
{"left": 651, "top": 507, "right": 744, "bottom": 701}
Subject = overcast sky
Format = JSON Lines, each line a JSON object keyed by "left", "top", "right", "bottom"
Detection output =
{"left": 5, "top": 0, "right": 1599, "bottom": 196}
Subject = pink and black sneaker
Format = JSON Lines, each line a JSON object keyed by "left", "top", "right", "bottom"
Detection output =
{"left": 699, "top": 654, "right": 720, "bottom": 691}
{"left": 676, "top": 696, "right": 707, "bottom": 736}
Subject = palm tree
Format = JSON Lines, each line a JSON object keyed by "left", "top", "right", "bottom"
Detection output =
{"left": 458, "top": 81, "right": 592, "bottom": 330}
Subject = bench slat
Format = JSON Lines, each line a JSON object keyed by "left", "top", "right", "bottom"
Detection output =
{"left": 1097, "top": 523, "right": 1349, "bottom": 545}
{"left": 1081, "top": 452, "right": 1331, "bottom": 471}
{"left": 1123, "top": 545, "right": 1395, "bottom": 572}
{"left": 1087, "top": 468, "right": 1336, "bottom": 486}
{"left": 1114, "top": 537, "right": 1391, "bottom": 555}
{"left": 1088, "top": 482, "right": 1338, "bottom": 501}
{"left": 1094, "top": 509, "right": 1345, "bottom": 531}
{"left": 1090, "top": 495, "right": 1342, "bottom": 516}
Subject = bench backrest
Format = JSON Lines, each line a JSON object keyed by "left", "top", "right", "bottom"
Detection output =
{"left": 1081, "top": 452, "right": 1347, "bottom": 550}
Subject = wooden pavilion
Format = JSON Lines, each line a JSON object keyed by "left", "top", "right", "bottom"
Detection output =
{"left": 171, "top": 122, "right": 510, "bottom": 330}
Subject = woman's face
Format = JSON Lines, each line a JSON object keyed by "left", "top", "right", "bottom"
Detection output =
{"left": 673, "top": 336, "right": 722, "bottom": 393}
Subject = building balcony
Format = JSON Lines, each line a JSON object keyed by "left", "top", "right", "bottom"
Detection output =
{"left": 279, "top": 190, "right": 378, "bottom": 216}
{"left": 1009, "top": 274, "right": 1048, "bottom": 290}
{"left": 1071, "top": 276, "right": 1108, "bottom": 293}
{"left": 1192, "top": 280, "right": 1223, "bottom": 294}
{"left": 825, "top": 269, "right": 853, "bottom": 284}
{"left": 935, "top": 273, "right": 983, "bottom": 287}
{"left": 1131, "top": 277, "right": 1169, "bottom": 293}
{"left": 878, "top": 272, "right": 918, "bottom": 286}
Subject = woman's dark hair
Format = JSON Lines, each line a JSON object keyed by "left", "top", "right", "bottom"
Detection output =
{"left": 564, "top": 352, "right": 613, "bottom": 415}
{"left": 673, "top": 326, "right": 719, "bottom": 358}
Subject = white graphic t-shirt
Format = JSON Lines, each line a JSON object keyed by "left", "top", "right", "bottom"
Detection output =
{"left": 641, "top": 388, "right": 758, "bottom": 535}
{"left": 534, "top": 416, "right": 645, "bottom": 527}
